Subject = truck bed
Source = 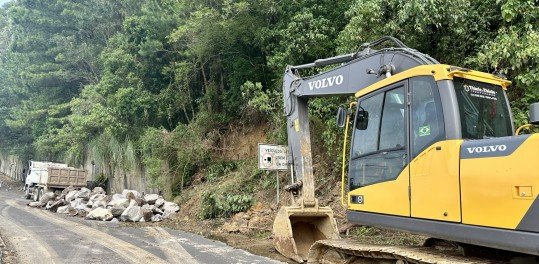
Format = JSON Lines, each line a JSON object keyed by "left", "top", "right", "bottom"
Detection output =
{"left": 44, "top": 167, "right": 87, "bottom": 188}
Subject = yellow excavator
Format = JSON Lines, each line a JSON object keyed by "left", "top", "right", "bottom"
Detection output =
{"left": 273, "top": 36, "right": 539, "bottom": 263}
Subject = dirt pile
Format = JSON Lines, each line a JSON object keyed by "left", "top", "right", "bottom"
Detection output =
{"left": 27, "top": 187, "right": 180, "bottom": 223}
{"left": 221, "top": 202, "right": 276, "bottom": 234}
{"left": 0, "top": 174, "right": 23, "bottom": 191}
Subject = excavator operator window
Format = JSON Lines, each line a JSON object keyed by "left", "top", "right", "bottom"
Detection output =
{"left": 411, "top": 76, "right": 445, "bottom": 158}
{"left": 349, "top": 85, "right": 407, "bottom": 190}
{"left": 453, "top": 78, "right": 512, "bottom": 139}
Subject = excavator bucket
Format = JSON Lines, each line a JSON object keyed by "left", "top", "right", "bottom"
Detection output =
{"left": 273, "top": 205, "right": 340, "bottom": 262}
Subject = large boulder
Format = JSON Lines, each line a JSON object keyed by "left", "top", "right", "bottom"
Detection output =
{"left": 155, "top": 198, "right": 165, "bottom": 208}
{"left": 86, "top": 208, "right": 113, "bottom": 221}
{"left": 88, "top": 194, "right": 109, "bottom": 209}
{"left": 151, "top": 214, "right": 163, "bottom": 222}
{"left": 108, "top": 198, "right": 130, "bottom": 208}
{"left": 120, "top": 205, "right": 143, "bottom": 222}
{"left": 40, "top": 192, "right": 56, "bottom": 206}
{"left": 91, "top": 187, "right": 106, "bottom": 195}
{"left": 57, "top": 205, "right": 70, "bottom": 214}
{"left": 122, "top": 189, "right": 142, "bottom": 200}
{"left": 110, "top": 205, "right": 126, "bottom": 217}
{"left": 142, "top": 208, "right": 154, "bottom": 222}
{"left": 61, "top": 186, "right": 75, "bottom": 196}
{"left": 57, "top": 205, "right": 78, "bottom": 216}
{"left": 74, "top": 203, "right": 90, "bottom": 215}
{"left": 143, "top": 194, "right": 159, "bottom": 205}
{"left": 163, "top": 201, "right": 180, "bottom": 213}
{"left": 70, "top": 198, "right": 84, "bottom": 208}
{"left": 45, "top": 201, "right": 54, "bottom": 210}
{"left": 48, "top": 199, "right": 66, "bottom": 212}
{"left": 65, "top": 190, "right": 79, "bottom": 202}
{"left": 153, "top": 207, "right": 163, "bottom": 215}
{"left": 76, "top": 187, "right": 91, "bottom": 200}
{"left": 28, "top": 201, "right": 42, "bottom": 207}
{"left": 111, "top": 193, "right": 125, "bottom": 201}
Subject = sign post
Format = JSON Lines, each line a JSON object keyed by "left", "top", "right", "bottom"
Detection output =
{"left": 258, "top": 144, "right": 288, "bottom": 204}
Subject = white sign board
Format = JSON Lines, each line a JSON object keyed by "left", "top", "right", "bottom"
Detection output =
{"left": 258, "top": 144, "right": 288, "bottom": 171}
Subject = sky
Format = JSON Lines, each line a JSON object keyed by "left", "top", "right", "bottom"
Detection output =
{"left": 0, "top": 0, "right": 10, "bottom": 7}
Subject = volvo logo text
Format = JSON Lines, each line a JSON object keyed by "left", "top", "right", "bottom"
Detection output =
{"left": 466, "top": 145, "right": 507, "bottom": 154}
{"left": 308, "top": 75, "right": 344, "bottom": 90}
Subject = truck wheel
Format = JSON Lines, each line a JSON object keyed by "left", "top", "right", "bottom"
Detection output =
{"left": 24, "top": 187, "right": 31, "bottom": 199}
{"left": 33, "top": 188, "right": 40, "bottom": 202}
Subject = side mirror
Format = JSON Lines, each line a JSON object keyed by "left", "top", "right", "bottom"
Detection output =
{"left": 530, "top": 103, "right": 539, "bottom": 125}
{"left": 356, "top": 109, "right": 369, "bottom": 130}
{"left": 336, "top": 107, "right": 347, "bottom": 128}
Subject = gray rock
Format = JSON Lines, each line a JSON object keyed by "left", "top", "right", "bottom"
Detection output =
{"left": 45, "top": 201, "right": 54, "bottom": 210}
{"left": 88, "top": 194, "right": 109, "bottom": 209}
{"left": 155, "top": 198, "right": 165, "bottom": 208}
{"left": 67, "top": 207, "right": 78, "bottom": 216}
{"left": 108, "top": 198, "right": 129, "bottom": 208}
{"left": 120, "top": 205, "right": 143, "bottom": 222}
{"left": 122, "top": 189, "right": 142, "bottom": 200}
{"left": 153, "top": 207, "right": 163, "bottom": 215}
{"left": 76, "top": 187, "right": 91, "bottom": 200}
{"left": 65, "top": 190, "right": 79, "bottom": 202}
{"left": 48, "top": 199, "right": 66, "bottom": 212}
{"left": 163, "top": 201, "right": 180, "bottom": 213}
{"left": 70, "top": 198, "right": 84, "bottom": 208}
{"left": 86, "top": 208, "right": 113, "bottom": 221}
{"left": 110, "top": 205, "right": 127, "bottom": 217}
{"left": 142, "top": 208, "right": 153, "bottom": 221}
{"left": 61, "top": 186, "right": 75, "bottom": 196}
{"left": 135, "top": 198, "right": 144, "bottom": 206}
{"left": 111, "top": 193, "right": 125, "bottom": 200}
{"left": 144, "top": 194, "right": 159, "bottom": 205}
{"left": 110, "top": 217, "right": 119, "bottom": 223}
{"left": 40, "top": 192, "right": 56, "bottom": 205}
{"left": 91, "top": 187, "right": 106, "bottom": 195}
{"left": 75, "top": 203, "right": 90, "bottom": 215}
{"left": 57, "top": 205, "right": 70, "bottom": 214}
{"left": 57, "top": 205, "right": 78, "bottom": 216}
{"left": 151, "top": 214, "right": 163, "bottom": 222}
{"left": 28, "top": 201, "right": 42, "bottom": 207}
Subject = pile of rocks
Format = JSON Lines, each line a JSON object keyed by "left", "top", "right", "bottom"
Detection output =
{"left": 27, "top": 187, "right": 179, "bottom": 222}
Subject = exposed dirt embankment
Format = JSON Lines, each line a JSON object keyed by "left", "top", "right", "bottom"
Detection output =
{"left": 156, "top": 123, "right": 426, "bottom": 262}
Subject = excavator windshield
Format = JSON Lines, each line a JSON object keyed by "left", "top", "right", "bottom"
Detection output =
{"left": 453, "top": 77, "right": 513, "bottom": 139}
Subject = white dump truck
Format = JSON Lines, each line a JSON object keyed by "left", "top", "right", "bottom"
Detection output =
{"left": 24, "top": 161, "right": 87, "bottom": 201}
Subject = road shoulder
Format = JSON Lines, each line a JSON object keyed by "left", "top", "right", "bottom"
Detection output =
{"left": 0, "top": 230, "right": 17, "bottom": 264}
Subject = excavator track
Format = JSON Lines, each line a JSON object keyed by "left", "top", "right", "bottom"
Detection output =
{"left": 307, "top": 239, "right": 499, "bottom": 264}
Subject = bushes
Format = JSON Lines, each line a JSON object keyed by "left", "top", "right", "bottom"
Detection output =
{"left": 200, "top": 192, "right": 253, "bottom": 219}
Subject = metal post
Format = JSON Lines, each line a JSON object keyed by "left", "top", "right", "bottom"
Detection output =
{"left": 276, "top": 171, "right": 280, "bottom": 204}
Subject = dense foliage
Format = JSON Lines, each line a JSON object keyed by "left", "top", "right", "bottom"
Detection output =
{"left": 0, "top": 0, "right": 537, "bottom": 194}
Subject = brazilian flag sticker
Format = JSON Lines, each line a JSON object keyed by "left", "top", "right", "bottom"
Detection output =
{"left": 419, "top": 125, "right": 431, "bottom": 137}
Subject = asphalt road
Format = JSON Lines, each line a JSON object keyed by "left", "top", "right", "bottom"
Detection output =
{"left": 0, "top": 189, "right": 282, "bottom": 264}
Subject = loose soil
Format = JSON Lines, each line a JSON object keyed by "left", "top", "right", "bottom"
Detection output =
{"left": 149, "top": 123, "right": 428, "bottom": 263}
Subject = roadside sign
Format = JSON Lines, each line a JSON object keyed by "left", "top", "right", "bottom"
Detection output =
{"left": 258, "top": 144, "right": 288, "bottom": 171}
